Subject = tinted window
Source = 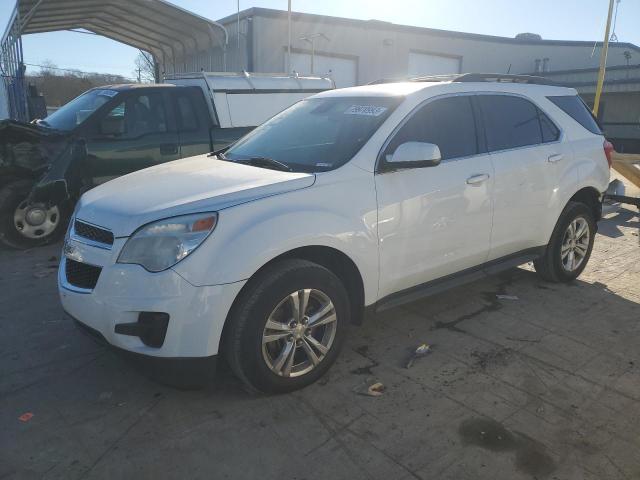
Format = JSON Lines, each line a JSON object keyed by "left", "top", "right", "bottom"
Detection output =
{"left": 99, "top": 93, "right": 167, "bottom": 137}
{"left": 478, "top": 95, "right": 542, "bottom": 151}
{"left": 225, "top": 96, "right": 401, "bottom": 172}
{"left": 42, "top": 89, "right": 116, "bottom": 131}
{"left": 176, "top": 94, "right": 198, "bottom": 131}
{"left": 547, "top": 95, "right": 602, "bottom": 134}
{"left": 539, "top": 109, "right": 560, "bottom": 143}
{"left": 386, "top": 96, "right": 478, "bottom": 160}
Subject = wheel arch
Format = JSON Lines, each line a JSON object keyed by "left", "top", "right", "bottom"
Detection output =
{"left": 568, "top": 186, "right": 602, "bottom": 222}
{"left": 219, "top": 245, "right": 366, "bottom": 354}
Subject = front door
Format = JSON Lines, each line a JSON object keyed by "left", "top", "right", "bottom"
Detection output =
{"left": 85, "top": 90, "right": 180, "bottom": 185}
{"left": 375, "top": 95, "right": 494, "bottom": 299}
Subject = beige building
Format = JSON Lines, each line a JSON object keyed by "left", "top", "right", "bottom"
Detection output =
{"left": 216, "top": 8, "right": 640, "bottom": 151}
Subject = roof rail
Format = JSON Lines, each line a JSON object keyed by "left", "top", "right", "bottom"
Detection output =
{"left": 452, "top": 73, "right": 561, "bottom": 86}
{"left": 368, "top": 73, "right": 562, "bottom": 87}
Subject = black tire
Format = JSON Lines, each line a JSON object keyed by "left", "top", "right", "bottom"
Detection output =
{"left": 224, "top": 259, "right": 350, "bottom": 394}
{"left": 534, "top": 201, "right": 597, "bottom": 283}
{"left": 0, "top": 179, "right": 70, "bottom": 250}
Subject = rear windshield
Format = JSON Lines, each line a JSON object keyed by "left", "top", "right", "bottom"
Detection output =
{"left": 224, "top": 96, "right": 402, "bottom": 172}
{"left": 547, "top": 95, "right": 602, "bottom": 135}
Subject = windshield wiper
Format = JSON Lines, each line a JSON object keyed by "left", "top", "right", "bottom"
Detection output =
{"left": 236, "top": 156, "right": 292, "bottom": 172}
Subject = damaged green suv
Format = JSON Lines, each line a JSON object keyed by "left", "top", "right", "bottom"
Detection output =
{"left": 0, "top": 85, "right": 213, "bottom": 249}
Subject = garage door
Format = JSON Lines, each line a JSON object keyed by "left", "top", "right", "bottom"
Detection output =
{"left": 290, "top": 52, "right": 357, "bottom": 88}
{"left": 408, "top": 52, "right": 461, "bottom": 77}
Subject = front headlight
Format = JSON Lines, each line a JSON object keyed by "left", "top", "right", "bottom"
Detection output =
{"left": 117, "top": 212, "right": 218, "bottom": 272}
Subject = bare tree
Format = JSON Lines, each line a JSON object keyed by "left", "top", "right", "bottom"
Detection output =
{"left": 38, "top": 59, "right": 58, "bottom": 77}
{"left": 134, "top": 51, "right": 156, "bottom": 83}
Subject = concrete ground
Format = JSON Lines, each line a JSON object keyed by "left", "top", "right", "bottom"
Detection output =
{"left": 1, "top": 200, "right": 639, "bottom": 480}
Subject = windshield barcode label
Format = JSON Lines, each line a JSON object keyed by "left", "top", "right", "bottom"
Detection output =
{"left": 344, "top": 105, "right": 388, "bottom": 117}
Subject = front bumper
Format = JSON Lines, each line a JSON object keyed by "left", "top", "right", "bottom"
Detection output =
{"left": 58, "top": 237, "right": 245, "bottom": 358}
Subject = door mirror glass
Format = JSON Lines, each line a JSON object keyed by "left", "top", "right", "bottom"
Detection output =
{"left": 387, "top": 141, "right": 441, "bottom": 168}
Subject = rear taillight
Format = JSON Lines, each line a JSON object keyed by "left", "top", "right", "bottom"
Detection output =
{"left": 603, "top": 140, "right": 614, "bottom": 169}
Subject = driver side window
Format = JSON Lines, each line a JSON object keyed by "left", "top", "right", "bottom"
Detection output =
{"left": 99, "top": 93, "right": 167, "bottom": 137}
{"left": 385, "top": 96, "right": 479, "bottom": 161}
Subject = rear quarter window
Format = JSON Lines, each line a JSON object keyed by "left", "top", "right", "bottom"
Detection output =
{"left": 547, "top": 95, "right": 602, "bottom": 135}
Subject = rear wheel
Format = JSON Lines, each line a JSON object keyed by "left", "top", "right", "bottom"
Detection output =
{"left": 0, "top": 179, "right": 69, "bottom": 249}
{"left": 534, "top": 201, "right": 596, "bottom": 282}
{"left": 225, "top": 259, "right": 349, "bottom": 394}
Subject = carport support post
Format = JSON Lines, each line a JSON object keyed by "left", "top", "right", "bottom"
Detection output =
{"left": 287, "top": 0, "right": 292, "bottom": 73}
{"left": 593, "top": 0, "right": 615, "bottom": 117}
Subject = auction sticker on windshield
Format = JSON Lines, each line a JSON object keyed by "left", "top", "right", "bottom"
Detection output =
{"left": 95, "top": 89, "right": 118, "bottom": 98}
{"left": 344, "top": 105, "right": 388, "bottom": 116}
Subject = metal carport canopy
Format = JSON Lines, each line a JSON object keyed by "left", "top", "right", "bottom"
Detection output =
{"left": 16, "top": 0, "right": 228, "bottom": 71}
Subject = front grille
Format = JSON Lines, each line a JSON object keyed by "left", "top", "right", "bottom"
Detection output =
{"left": 65, "top": 259, "right": 102, "bottom": 290}
{"left": 73, "top": 220, "right": 114, "bottom": 246}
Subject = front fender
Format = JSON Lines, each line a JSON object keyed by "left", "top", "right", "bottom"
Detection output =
{"left": 173, "top": 168, "right": 380, "bottom": 304}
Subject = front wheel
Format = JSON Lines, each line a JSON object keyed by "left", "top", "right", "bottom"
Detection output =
{"left": 0, "top": 179, "right": 70, "bottom": 249}
{"left": 534, "top": 201, "right": 596, "bottom": 282}
{"left": 224, "top": 259, "right": 350, "bottom": 394}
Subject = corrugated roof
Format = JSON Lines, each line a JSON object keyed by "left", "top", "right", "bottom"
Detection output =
{"left": 15, "top": 0, "right": 228, "bottom": 68}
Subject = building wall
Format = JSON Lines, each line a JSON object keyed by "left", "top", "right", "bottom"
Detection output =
{"left": 229, "top": 10, "right": 640, "bottom": 86}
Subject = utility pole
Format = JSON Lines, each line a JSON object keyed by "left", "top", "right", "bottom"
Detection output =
{"left": 593, "top": 0, "right": 615, "bottom": 117}
{"left": 137, "top": 66, "right": 141, "bottom": 83}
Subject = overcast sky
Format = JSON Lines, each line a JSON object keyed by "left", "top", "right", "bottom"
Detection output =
{"left": 1, "top": 0, "right": 639, "bottom": 78}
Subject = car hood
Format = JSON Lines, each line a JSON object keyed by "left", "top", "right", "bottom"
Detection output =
{"left": 76, "top": 154, "right": 315, "bottom": 237}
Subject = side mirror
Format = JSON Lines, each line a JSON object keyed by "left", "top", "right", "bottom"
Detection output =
{"left": 386, "top": 142, "right": 442, "bottom": 170}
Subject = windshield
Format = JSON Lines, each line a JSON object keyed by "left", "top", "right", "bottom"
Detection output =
{"left": 225, "top": 96, "right": 402, "bottom": 172}
{"left": 41, "top": 89, "right": 119, "bottom": 131}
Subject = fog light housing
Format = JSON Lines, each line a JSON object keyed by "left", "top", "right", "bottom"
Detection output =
{"left": 115, "top": 312, "right": 169, "bottom": 348}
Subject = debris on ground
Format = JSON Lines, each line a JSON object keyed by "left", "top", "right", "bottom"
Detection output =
{"left": 18, "top": 412, "right": 34, "bottom": 422}
{"left": 33, "top": 271, "right": 51, "bottom": 279}
{"left": 354, "top": 382, "right": 386, "bottom": 397}
{"left": 405, "top": 343, "right": 432, "bottom": 369}
{"left": 496, "top": 294, "right": 519, "bottom": 300}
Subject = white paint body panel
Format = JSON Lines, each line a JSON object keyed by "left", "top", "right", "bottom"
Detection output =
{"left": 60, "top": 80, "right": 610, "bottom": 359}
{"left": 167, "top": 72, "right": 335, "bottom": 128}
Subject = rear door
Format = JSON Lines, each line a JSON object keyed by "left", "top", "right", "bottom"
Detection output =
{"left": 375, "top": 94, "right": 494, "bottom": 298}
{"left": 172, "top": 87, "right": 214, "bottom": 159}
{"left": 476, "top": 94, "right": 571, "bottom": 260}
{"left": 85, "top": 89, "right": 180, "bottom": 184}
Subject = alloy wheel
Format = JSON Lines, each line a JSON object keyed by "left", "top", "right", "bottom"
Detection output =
{"left": 560, "top": 217, "right": 590, "bottom": 272}
{"left": 261, "top": 288, "right": 338, "bottom": 378}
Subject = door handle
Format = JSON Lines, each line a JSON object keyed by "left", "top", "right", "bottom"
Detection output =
{"left": 466, "top": 173, "right": 490, "bottom": 185}
{"left": 160, "top": 143, "right": 178, "bottom": 155}
{"left": 548, "top": 153, "right": 563, "bottom": 163}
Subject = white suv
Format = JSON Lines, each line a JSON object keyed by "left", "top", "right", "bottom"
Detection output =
{"left": 59, "top": 74, "right": 611, "bottom": 393}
